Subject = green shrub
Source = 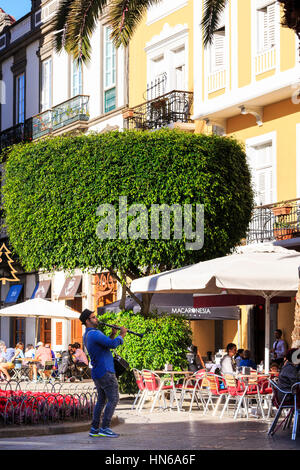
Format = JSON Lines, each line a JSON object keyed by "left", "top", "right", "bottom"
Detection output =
{"left": 2, "top": 130, "right": 253, "bottom": 275}
{"left": 98, "top": 310, "right": 192, "bottom": 394}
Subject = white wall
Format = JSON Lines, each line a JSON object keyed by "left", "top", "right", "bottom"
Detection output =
{"left": 52, "top": 50, "right": 69, "bottom": 107}
{"left": 1, "top": 57, "right": 14, "bottom": 129}
{"left": 26, "top": 40, "right": 40, "bottom": 119}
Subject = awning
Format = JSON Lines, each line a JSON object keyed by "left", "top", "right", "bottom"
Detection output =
{"left": 4, "top": 284, "right": 23, "bottom": 304}
{"left": 98, "top": 293, "right": 241, "bottom": 320}
{"left": 58, "top": 276, "right": 82, "bottom": 300}
{"left": 31, "top": 280, "right": 51, "bottom": 299}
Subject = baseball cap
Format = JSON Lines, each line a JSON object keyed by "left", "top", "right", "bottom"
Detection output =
{"left": 36, "top": 341, "right": 43, "bottom": 347}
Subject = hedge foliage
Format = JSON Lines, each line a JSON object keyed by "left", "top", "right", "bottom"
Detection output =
{"left": 2, "top": 130, "right": 253, "bottom": 274}
{"left": 98, "top": 310, "right": 192, "bottom": 394}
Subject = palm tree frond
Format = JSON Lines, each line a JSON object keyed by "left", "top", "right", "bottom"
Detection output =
{"left": 64, "top": 0, "right": 108, "bottom": 62}
{"left": 108, "top": 0, "right": 162, "bottom": 48}
{"left": 201, "top": 0, "right": 227, "bottom": 47}
{"left": 278, "top": 0, "right": 300, "bottom": 38}
{"left": 53, "top": 0, "right": 75, "bottom": 53}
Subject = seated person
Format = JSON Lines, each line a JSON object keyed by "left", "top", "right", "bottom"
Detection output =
{"left": 220, "top": 343, "right": 237, "bottom": 375}
{"left": 0, "top": 342, "right": 24, "bottom": 381}
{"left": 270, "top": 362, "right": 280, "bottom": 376}
{"left": 11, "top": 342, "right": 25, "bottom": 361}
{"left": 239, "top": 350, "right": 257, "bottom": 370}
{"left": 277, "top": 348, "right": 300, "bottom": 404}
{"left": 58, "top": 345, "right": 76, "bottom": 380}
{"left": 72, "top": 342, "right": 88, "bottom": 367}
{"left": 33, "top": 341, "right": 53, "bottom": 380}
{"left": 24, "top": 344, "right": 35, "bottom": 360}
{"left": 234, "top": 349, "right": 244, "bottom": 368}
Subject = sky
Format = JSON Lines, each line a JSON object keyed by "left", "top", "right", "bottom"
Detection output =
{"left": 0, "top": 0, "right": 31, "bottom": 20}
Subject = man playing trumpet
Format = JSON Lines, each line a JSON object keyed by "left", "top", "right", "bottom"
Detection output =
{"left": 79, "top": 309, "right": 127, "bottom": 438}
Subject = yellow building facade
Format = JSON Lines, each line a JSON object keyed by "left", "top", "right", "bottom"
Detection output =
{"left": 127, "top": 0, "right": 300, "bottom": 362}
{"left": 193, "top": 0, "right": 300, "bottom": 360}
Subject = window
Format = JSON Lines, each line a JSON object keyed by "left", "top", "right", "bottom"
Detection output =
{"left": 41, "top": 58, "right": 52, "bottom": 112}
{"left": 257, "top": 2, "right": 276, "bottom": 52}
{"left": 248, "top": 141, "right": 274, "bottom": 205}
{"left": 35, "top": 10, "right": 42, "bottom": 26}
{"left": 72, "top": 59, "right": 82, "bottom": 97}
{"left": 16, "top": 73, "right": 25, "bottom": 124}
{"left": 104, "top": 26, "right": 116, "bottom": 113}
{"left": 209, "top": 28, "right": 226, "bottom": 73}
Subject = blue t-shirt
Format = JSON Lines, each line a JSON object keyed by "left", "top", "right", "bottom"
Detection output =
{"left": 240, "top": 358, "right": 257, "bottom": 370}
{"left": 83, "top": 328, "right": 123, "bottom": 379}
{"left": 4, "top": 348, "right": 15, "bottom": 362}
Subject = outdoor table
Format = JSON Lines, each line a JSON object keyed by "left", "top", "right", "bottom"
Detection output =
{"left": 153, "top": 370, "right": 194, "bottom": 412}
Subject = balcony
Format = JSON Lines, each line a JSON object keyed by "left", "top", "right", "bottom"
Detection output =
{"left": 32, "top": 95, "right": 90, "bottom": 140}
{"left": 255, "top": 47, "right": 276, "bottom": 75}
{"left": 207, "top": 69, "right": 226, "bottom": 94}
{"left": 0, "top": 119, "right": 33, "bottom": 150}
{"left": 246, "top": 198, "right": 300, "bottom": 244}
{"left": 124, "top": 90, "right": 194, "bottom": 131}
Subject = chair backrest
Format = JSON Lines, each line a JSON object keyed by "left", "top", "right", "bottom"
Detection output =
{"left": 269, "top": 378, "right": 294, "bottom": 409}
{"left": 133, "top": 368, "right": 145, "bottom": 391}
{"left": 224, "top": 374, "right": 239, "bottom": 395}
{"left": 206, "top": 373, "right": 222, "bottom": 395}
{"left": 142, "top": 370, "right": 160, "bottom": 391}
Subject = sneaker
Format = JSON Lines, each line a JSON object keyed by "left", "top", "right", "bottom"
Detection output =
{"left": 89, "top": 428, "right": 100, "bottom": 437}
{"left": 98, "top": 427, "right": 119, "bottom": 438}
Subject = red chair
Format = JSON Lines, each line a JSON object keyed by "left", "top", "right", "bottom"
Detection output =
{"left": 179, "top": 369, "right": 207, "bottom": 412}
{"left": 131, "top": 369, "right": 146, "bottom": 411}
{"left": 138, "top": 370, "right": 173, "bottom": 412}
{"left": 203, "top": 373, "right": 228, "bottom": 416}
{"left": 219, "top": 374, "right": 246, "bottom": 419}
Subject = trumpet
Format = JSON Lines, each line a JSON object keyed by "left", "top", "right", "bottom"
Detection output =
{"left": 98, "top": 321, "right": 144, "bottom": 339}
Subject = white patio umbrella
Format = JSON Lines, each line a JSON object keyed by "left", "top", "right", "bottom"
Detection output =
{"left": 131, "top": 244, "right": 300, "bottom": 372}
{"left": 0, "top": 298, "right": 80, "bottom": 345}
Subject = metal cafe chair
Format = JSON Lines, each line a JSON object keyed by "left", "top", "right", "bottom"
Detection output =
{"left": 267, "top": 379, "right": 296, "bottom": 437}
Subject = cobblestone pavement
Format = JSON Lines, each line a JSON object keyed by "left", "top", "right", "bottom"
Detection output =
{"left": 0, "top": 398, "right": 299, "bottom": 451}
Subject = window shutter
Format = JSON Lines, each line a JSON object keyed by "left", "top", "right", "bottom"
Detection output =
{"left": 267, "top": 3, "right": 276, "bottom": 48}
{"left": 252, "top": 142, "right": 274, "bottom": 205}
{"left": 213, "top": 31, "right": 225, "bottom": 70}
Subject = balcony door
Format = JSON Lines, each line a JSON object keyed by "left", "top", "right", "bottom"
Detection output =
{"left": 16, "top": 73, "right": 25, "bottom": 124}
{"left": 246, "top": 133, "right": 276, "bottom": 206}
{"left": 41, "top": 58, "right": 52, "bottom": 112}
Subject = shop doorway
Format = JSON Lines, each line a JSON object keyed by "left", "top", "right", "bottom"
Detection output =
{"left": 248, "top": 304, "right": 278, "bottom": 365}
{"left": 66, "top": 297, "right": 83, "bottom": 346}
{"left": 40, "top": 318, "right": 52, "bottom": 345}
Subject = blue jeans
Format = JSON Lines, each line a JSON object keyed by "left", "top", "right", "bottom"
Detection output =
{"left": 92, "top": 372, "right": 119, "bottom": 430}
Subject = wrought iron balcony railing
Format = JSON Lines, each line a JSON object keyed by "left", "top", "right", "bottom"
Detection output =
{"left": 52, "top": 95, "right": 90, "bottom": 131}
{"left": 125, "top": 90, "right": 194, "bottom": 131}
{"left": 32, "top": 95, "right": 90, "bottom": 140}
{"left": 32, "top": 110, "right": 52, "bottom": 140}
{"left": 246, "top": 198, "right": 300, "bottom": 244}
{"left": 0, "top": 118, "right": 33, "bottom": 150}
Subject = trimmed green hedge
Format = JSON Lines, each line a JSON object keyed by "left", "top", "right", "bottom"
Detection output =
{"left": 2, "top": 130, "right": 253, "bottom": 274}
{"left": 98, "top": 310, "right": 192, "bottom": 394}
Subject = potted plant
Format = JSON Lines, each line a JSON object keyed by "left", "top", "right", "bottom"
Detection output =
{"left": 122, "top": 109, "right": 135, "bottom": 119}
{"left": 271, "top": 204, "right": 292, "bottom": 216}
{"left": 273, "top": 221, "right": 294, "bottom": 240}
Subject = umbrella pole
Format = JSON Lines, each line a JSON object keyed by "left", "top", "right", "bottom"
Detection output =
{"left": 264, "top": 295, "right": 271, "bottom": 373}
{"left": 35, "top": 317, "right": 39, "bottom": 346}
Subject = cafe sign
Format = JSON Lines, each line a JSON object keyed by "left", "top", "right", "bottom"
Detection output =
{"left": 0, "top": 243, "right": 19, "bottom": 285}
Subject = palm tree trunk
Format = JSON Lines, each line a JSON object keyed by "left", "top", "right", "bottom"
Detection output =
{"left": 292, "top": 282, "right": 300, "bottom": 348}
